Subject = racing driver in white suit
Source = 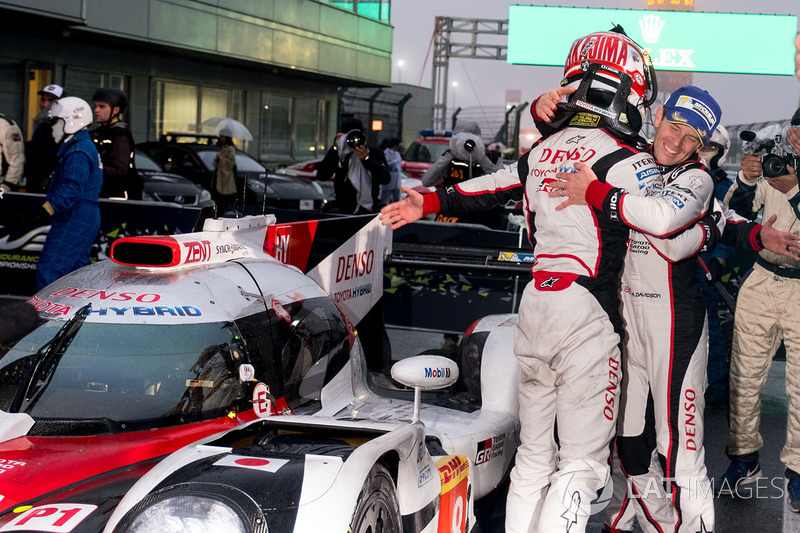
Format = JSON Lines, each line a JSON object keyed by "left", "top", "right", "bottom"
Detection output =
{"left": 546, "top": 87, "right": 800, "bottom": 533}
{"left": 383, "top": 26, "right": 680, "bottom": 533}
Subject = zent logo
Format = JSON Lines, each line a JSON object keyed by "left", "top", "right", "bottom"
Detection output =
{"left": 183, "top": 240, "right": 211, "bottom": 263}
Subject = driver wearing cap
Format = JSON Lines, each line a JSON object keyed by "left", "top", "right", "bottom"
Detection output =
{"left": 24, "top": 84, "right": 66, "bottom": 192}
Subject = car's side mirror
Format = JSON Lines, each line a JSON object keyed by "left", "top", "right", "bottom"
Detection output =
{"left": 391, "top": 355, "right": 459, "bottom": 422}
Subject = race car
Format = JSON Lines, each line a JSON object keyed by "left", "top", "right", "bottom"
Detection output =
{"left": 0, "top": 214, "right": 520, "bottom": 532}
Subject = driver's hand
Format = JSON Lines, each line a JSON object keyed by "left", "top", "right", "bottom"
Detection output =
{"left": 548, "top": 162, "right": 596, "bottom": 211}
{"left": 758, "top": 213, "right": 800, "bottom": 260}
{"left": 534, "top": 86, "right": 576, "bottom": 123}
{"left": 741, "top": 155, "right": 762, "bottom": 180}
{"left": 380, "top": 187, "right": 425, "bottom": 230}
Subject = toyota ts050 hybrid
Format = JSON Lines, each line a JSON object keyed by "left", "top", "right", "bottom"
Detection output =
{"left": 0, "top": 213, "right": 520, "bottom": 532}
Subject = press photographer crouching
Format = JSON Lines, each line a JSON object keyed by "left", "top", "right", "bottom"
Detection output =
{"left": 718, "top": 111, "right": 800, "bottom": 510}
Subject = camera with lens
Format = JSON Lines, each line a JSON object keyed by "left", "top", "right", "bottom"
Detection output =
{"left": 740, "top": 123, "right": 799, "bottom": 178}
{"left": 345, "top": 129, "right": 366, "bottom": 150}
{"left": 463, "top": 139, "right": 477, "bottom": 153}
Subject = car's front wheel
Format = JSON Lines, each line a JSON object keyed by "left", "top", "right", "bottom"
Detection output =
{"left": 349, "top": 462, "right": 402, "bottom": 533}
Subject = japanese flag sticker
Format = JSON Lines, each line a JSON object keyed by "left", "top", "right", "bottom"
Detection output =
{"left": 0, "top": 503, "right": 97, "bottom": 532}
{"left": 213, "top": 454, "right": 289, "bottom": 473}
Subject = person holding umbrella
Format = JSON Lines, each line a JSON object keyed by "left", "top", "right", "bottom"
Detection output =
{"left": 201, "top": 117, "right": 253, "bottom": 142}
{"left": 213, "top": 128, "right": 238, "bottom": 214}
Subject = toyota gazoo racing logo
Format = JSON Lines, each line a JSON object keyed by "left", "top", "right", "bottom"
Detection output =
{"left": 554, "top": 458, "right": 614, "bottom": 529}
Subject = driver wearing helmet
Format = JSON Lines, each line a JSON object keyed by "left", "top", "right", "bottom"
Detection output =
{"left": 36, "top": 97, "right": 103, "bottom": 290}
{"left": 381, "top": 27, "right": 662, "bottom": 533}
{"left": 699, "top": 125, "right": 731, "bottom": 186}
{"left": 540, "top": 85, "right": 799, "bottom": 531}
{"left": 91, "top": 88, "right": 143, "bottom": 200}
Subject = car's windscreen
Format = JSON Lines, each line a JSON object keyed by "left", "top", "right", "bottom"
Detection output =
{"left": 195, "top": 149, "right": 266, "bottom": 172}
{"left": 134, "top": 150, "right": 163, "bottom": 171}
{"left": 405, "top": 141, "right": 451, "bottom": 163}
{"left": 0, "top": 321, "right": 244, "bottom": 427}
{"left": 235, "top": 154, "right": 266, "bottom": 172}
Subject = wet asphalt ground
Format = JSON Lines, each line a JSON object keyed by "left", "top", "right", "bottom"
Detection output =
{"left": 387, "top": 326, "right": 793, "bottom": 532}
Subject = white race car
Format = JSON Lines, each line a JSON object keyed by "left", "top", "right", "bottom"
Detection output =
{"left": 0, "top": 214, "right": 520, "bottom": 533}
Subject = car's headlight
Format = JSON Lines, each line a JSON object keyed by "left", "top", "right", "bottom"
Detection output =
{"left": 311, "top": 181, "right": 324, "bottom": 195}
{"left": 126, "top": 495, "right": 247, "bottom": 533}
{"left": 198, "top": 189, "right": 212, "bottom": 202}
{"left": 248, "top": 180, "right": 266, "bottom": 193}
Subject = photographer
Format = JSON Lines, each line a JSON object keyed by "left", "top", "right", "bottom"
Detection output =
{"left": 421, "top": 120, "right": 504, "bottom": 227}
{"left": 316, "top": 117, "right": 390, "bottom": 214}
{"left": 718, "top": 117, "right": 800, "bottom": 511}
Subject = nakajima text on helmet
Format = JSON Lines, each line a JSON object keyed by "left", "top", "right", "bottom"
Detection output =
{"left": 568, "top": 35, "right": 638, "bottom": 68}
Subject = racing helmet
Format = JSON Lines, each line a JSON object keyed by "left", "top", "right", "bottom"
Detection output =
{"left": 48, "top": 96, "right": 92, "bottom": 143}
{"left": 702, "top": 125, "right": 730, "bottom": 169}
{"left": 92, "top": 87, "right": 128, "bottom": 115}
{"left": 560, "top": 26, "right": 658, "bottom": 137}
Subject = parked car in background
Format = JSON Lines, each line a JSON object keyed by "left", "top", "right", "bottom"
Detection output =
{"left": 401, "top": 129, "right": 452, "bottom": 180}
{"left": 278, "top": 158, "right": 321, "bottom": 180}
{"left": 135, "top": 149, "right": 214, "bottom": 207}
{"left": 137, "top": 134, "right": 326, "bottom": 212}
{"left": 280, "top": 155, "right": 435, "bottom": 203}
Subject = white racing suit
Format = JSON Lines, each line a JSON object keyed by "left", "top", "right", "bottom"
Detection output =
{"left": 0, "top": 113, "right": 25, "bottom": 190}
{"left": 422, "top": 116, "right": 661, "bottom": 533}
{"left": 590, "top": 159, "right": 764, "bottom": 533}
{"left": 723, "top": 171, "right": 800, "bottom": 476}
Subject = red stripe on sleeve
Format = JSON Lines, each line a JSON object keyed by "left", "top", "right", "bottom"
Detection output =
{"left": 586, "top": 180, "right": 613, "bottom": 210}
{"left": 422, "top": 191, "right": 441, "bottom": 217}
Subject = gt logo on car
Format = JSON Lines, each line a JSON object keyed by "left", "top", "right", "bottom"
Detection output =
{"left": 0, "top": 503, "right": 96, "bottom": 532}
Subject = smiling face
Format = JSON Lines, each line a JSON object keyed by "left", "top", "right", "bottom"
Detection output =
{"left": 652, "top": 106, "right": 703, "bottom": 167}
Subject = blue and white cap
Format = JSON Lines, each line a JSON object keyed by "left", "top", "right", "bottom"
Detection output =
{"left": 663, "top": 86, "right": 721, "bottom": 146}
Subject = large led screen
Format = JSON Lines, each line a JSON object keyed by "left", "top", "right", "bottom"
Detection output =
{"left": 508, "top": 6, "right": 798, "bottom": 75}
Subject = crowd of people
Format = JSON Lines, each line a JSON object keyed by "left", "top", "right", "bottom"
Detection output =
{"left": 381, "top": 24, "right": 800, "bottom": 533}
{"left": 0, "top": 84, "right": 248, "bottom": 289}
{"left": 1, "top": 85, "right": 147, "bottom": 289}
